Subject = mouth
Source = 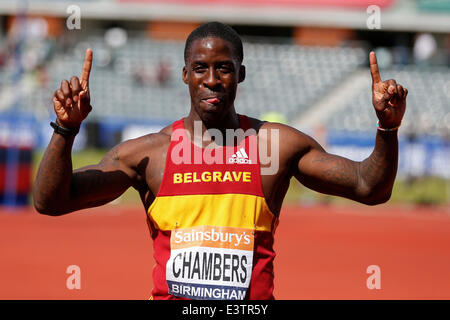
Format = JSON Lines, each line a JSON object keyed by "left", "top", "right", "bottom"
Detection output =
{"left": 201, "top": 97, "right": 222, "bottom": 112}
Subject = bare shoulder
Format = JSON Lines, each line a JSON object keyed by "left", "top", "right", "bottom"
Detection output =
{"left": 250, "top": 119, "right": 320, "bottom": 155}
{"left": 247, "top": 116, "right": 307, "bottom": 137}
{"left": 107, "top": 123, "right": 172, "bottom": 169}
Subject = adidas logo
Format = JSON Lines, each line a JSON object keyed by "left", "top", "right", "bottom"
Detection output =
{"left": 228, "top": 148, "right": 252, "bottom": 164}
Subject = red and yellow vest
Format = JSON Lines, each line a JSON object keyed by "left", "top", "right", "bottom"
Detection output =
{"left": 147, "top": 115, "right": 278, "bottom": 300}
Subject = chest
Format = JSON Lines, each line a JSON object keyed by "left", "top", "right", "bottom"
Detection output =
{"left": 142, "top": 139, "right": 290, "bottom": 216}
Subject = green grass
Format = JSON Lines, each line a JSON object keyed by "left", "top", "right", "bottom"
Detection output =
{"left": 32, "top": 149, "right": 450, "bottom": 206}
{"left": 390, "top": 176, "right": 450, "bottom": 205}
{"left": 285, "top": 175, "right": 450, "bottom": 206}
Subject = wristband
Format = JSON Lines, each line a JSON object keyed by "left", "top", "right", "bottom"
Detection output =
{"left": 377, "top": 120, "right": 400, "bottom": 132}
{"left": 50, "top": 120, "right": 80, "bottom": 136}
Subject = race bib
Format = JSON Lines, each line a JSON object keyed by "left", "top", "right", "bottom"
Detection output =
{"left": 166, "top": 225, "right": 254, "bottom": 300}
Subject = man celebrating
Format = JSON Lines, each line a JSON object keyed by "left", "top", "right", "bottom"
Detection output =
{"left": 33, "top": 22, "right": 407, "bottom": 300}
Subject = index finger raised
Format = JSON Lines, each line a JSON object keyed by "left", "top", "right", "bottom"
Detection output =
{"left": 80, "top": 48, "right": 93, "bottom": 85}
{"left": 369, "top": 51, "right": 382, "bottom": 84}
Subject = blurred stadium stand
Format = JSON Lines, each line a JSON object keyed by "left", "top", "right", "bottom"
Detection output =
{"left": 2, "top": 30, "right": 447, "bottom": 132}
{"left": 324, "top": 65, "right": 450, "bottom": 136}
{"left": 49, "top": 36, "right": 366, "bottom": 122}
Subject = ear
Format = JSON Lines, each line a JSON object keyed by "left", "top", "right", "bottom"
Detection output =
{"left": 238, "top": 65, "right": 246, "bottom": 83}
{"left": 182, "top": 66, "right": 188, "bottom": 84}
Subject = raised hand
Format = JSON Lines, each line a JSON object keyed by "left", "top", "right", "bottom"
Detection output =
{"left": 53, "top": 49, "right": 93, "bottom": 128}
{"left": 369, "top": 51, "right": 407, "bottom": 129}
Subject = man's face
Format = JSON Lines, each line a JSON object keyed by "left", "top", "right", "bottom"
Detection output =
{"left": 183, "top": 36, "right": 245, "bottom": 126}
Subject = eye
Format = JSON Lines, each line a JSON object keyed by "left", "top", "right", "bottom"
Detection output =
{"left": 218, "top": 64, "right": 233, "bottom": 73}
{"left": 193, "top": 65, "right": 207, "bottom": 73}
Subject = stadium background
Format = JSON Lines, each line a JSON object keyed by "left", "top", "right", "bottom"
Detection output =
{"left": 0, "top": 0, "right": 449, "bottom": 299}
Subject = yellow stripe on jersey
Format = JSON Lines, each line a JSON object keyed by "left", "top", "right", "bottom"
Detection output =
{"left": 148, "top": 193, "right": 275, "bottom": 232}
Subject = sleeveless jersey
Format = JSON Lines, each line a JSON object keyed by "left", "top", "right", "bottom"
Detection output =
{"left": 147, "top": 115, "right": 278, "bottom": 300}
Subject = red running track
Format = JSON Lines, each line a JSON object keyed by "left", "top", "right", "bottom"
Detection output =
{"left": 0, "top": 203, "right": 449, "bottom": 299}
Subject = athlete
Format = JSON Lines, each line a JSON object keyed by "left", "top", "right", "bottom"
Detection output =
{"left": 33, "top": 22, "right": 407, "bottom": 300}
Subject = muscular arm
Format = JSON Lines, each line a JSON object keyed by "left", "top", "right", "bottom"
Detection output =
{"left": 33, "top": 133, "right": 136, "bottom": 215}
{"left": 296, "top": 129, "right": 398, "bottom": 205}
{"left": 292, "top": 51, "right": 406, "bottom": 205}
{"left": 33, "top": 49, "right": 141, "bottom": 215}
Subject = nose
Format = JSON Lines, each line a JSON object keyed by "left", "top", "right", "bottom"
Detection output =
{"left": 203, "top": 68, "right": 220, "bottom": 89}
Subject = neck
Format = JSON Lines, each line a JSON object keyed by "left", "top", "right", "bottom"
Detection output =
{"left": 184, "top": 106, "right": 240, "bottom": 147}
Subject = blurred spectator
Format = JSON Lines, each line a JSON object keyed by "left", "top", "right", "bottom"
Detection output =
{"left": 156, "top": 59, "right": 170, "bottom": 87}
{"left": 0, "top": 49, "right": 6, "bottom": 68}
{"left": 444, "top": 34, "right": 450, "bottom": 66}
{"left": 105, "top": 27, "right": 128, "bottom": 49}
{"left": 132, "top": 66, "right": 152, "bottom": 87}
{"left": 7, "top": 15, "right": 54, "bottom": 72}
{"left": 413, "top": 33, "right": 437, "bottom": 65}
{"left": 104, "top": 27, "right": 128, "bottom": 69}
{"left": 132, "top": 59, "right": 172, "bottom": 87}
